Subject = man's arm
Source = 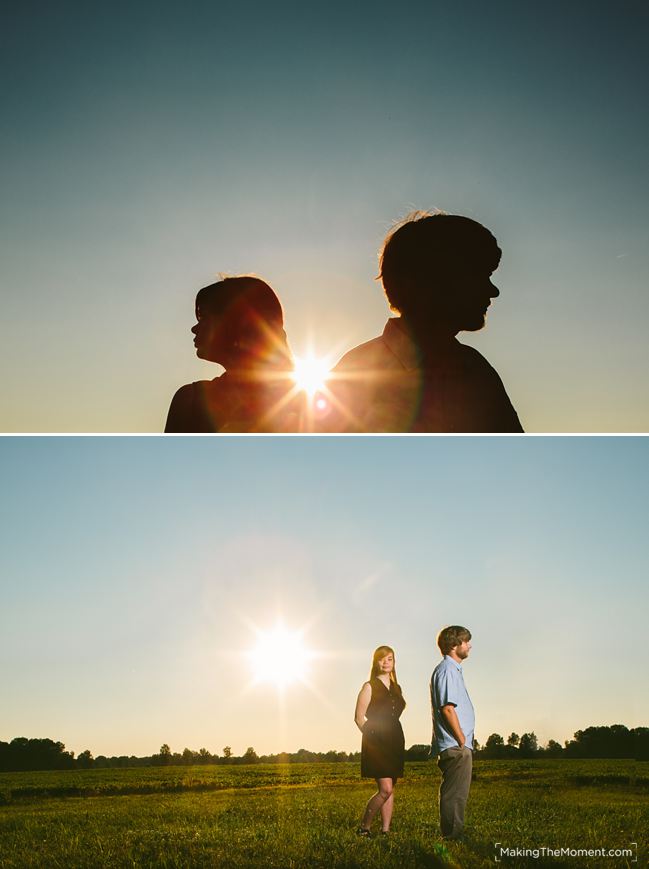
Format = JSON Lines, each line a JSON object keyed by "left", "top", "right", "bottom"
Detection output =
{"left": 440, "top": 704, "right": 465, "bottom": 748}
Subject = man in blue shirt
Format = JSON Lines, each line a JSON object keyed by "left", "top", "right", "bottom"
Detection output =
{"left": 430, "top": 625, "right": 475, "bottom": 840}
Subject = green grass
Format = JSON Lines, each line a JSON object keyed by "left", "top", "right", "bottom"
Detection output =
{"left": 1, "top": 761, "right": 646, "bottom": 867}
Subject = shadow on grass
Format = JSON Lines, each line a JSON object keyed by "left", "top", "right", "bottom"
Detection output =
{"left": 3, "top": 780, "right": 272, "bottom": 802}
{"left": 568, "top": 774, "right": 649, "bottom": 789}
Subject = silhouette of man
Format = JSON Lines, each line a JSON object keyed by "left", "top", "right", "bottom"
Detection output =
{"left": 327, "top": 212, "right": 523, "bottom": 432}
{"left": 430, "top": 625, "right": 475, "bottom": 841}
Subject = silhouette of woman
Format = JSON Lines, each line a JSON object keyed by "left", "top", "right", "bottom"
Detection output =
{"left": 165, "top": 276, "right": 297, "bottom": 432}
{"left": 354, "top": 645, "right": 406, "bottom": 836}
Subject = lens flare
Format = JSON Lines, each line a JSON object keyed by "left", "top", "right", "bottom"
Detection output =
{"left": 247, "top": 622, "right": 312, "bottom": 688}
{"left": 292, "top": 354, "right": 332, "bottom": 397}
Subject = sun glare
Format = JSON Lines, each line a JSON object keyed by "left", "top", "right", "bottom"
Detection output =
{"left": 292, "top": 354, "right": 332, "bottom": 397}
{"left": 248, "top": 623, "right": 312, "bottom": 689}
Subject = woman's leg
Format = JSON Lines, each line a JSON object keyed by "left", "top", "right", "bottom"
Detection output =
{"left": 360, "top": 777, "right": 394, "bottom": 831}
{"left": 380, "top": 780, "right": 395, "bottom": 831}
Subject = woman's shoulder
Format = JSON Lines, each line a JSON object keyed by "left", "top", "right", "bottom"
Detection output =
{"left": 165, "top": 383, "right": 197, "bottom": 432}
{"left": 165, "top": 378, "right": 222, "bottom": 433}
{"left": 170, "top": 378, "right": 221, "bottom": 401}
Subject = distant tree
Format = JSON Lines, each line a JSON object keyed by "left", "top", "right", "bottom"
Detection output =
{"left": 484, "top": 733, "right": 505, "bottom": 758}
{"left": 242, "top": 747, "right": 258, "bottom": 764}
{"left": 405, "top": 744, "right": 431, "bottom": 761}
{"left": 182, "top": 748, "right": 196, "bottom": 765}
{"left": 632, "top": 727, "right": 649, "bottom": 761}
{"left": 565, "top": 725, "right": 633, "bottom": 758}
{"left": 198, "top": 748, "right": 211, "bottom": 763}
{"left": 222, "top": 746, "right": 232, "bottom": 759}
{"left": 76, "top": 750, "right": 94, "bottom": 769}
{"left": 323, "top": 750, "right": 341, "bottom": 762}
{"left": 158, "top": 744, "right": 172, "bottom": 766}
{"left": 519, "top": 733, "right": 538, "bottom": 756}
{"left": 294, "top": 748, "right": 318, "bottom": 763}
{"left": 0, "top": 738, "right": 75, "bottom": 772}
{"left": 544, "top": 739, "right": 563, "bottom": 757}
{"left": 507, "top": 733, "right": 520, "bottom": 748}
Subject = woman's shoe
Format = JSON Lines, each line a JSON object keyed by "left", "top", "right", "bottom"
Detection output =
{"left": 356, "top": 827, "right": 372, "bottom": 837}
{"left": 380, "top": 830, "right": 391, "bottom": 835}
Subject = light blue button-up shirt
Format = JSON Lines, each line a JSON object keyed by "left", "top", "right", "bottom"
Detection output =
{"left": 430, "top": 655, "right": 475, "bottom": 754}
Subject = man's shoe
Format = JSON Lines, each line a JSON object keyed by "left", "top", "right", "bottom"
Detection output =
{"left": 356, "top": 828, "right": 372, "bottom": 838}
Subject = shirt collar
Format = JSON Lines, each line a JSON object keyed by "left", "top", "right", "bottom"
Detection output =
{"left": 382, "top": 318, "right": 421, "bottom": 371}
{"left": 382, "top": 318, "right": 462, "bottom": 371}
{"left": 444, "top": 654, "right": 463, "bottom": 671}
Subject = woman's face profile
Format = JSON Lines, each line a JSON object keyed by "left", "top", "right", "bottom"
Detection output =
{"left": 191, "top": 306, "right": 230, "bottom": 365}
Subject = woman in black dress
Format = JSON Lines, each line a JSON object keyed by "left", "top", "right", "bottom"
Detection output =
{"left": 354, "top": 645, "right": 406, "bottom": 836}
{"left": 165, "top": 276, "right": 299, "bottom": 432}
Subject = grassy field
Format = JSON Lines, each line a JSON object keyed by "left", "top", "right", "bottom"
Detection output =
{"left": 1, "top": 760, "right": 646, "bottom": 868}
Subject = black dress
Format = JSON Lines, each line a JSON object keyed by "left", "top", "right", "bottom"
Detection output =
{"left": 361, "top": 677, "right": 406, "bottom": 780}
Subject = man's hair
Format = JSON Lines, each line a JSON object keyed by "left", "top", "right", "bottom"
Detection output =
{"left": 378, "top": 212, "right": 501, "bottom": 315}
{"left": 437, "top": 625, "right": 472, "bottom": 655}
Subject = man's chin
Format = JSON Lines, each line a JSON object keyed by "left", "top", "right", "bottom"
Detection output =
{"left": 461, "top": 316, "right": 487, "bottom": 333}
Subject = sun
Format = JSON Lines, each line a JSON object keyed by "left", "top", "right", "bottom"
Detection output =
{"left": 247, "top": 622, "right": 313, "bottom": 689}
{"left": 292, "top": 354, "right": 332, "bottom": 397}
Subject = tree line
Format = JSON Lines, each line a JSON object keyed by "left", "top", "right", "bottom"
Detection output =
{"left": 1, "top": 725, "right": 647, "bottom": 772}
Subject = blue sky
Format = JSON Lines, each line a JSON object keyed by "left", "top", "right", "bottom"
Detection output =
{"left": 2, "top": 1, "right": 648, "bottom": 431}
{"left": 1, "top": 436, "right": 647, "bottom": 756}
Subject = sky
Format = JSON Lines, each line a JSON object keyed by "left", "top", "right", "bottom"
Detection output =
{"left": 1, "top": 435, "right": 647, "bottom": 758}
{"left": 2, "top": 0, "right": 649, "bottom": 432}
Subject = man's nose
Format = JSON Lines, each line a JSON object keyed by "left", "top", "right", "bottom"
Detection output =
{"left": 191, "top": 323, "right": 199, "bottom": 335}
{"left": 489, "top": 281, "right": 500, "bottom": 298}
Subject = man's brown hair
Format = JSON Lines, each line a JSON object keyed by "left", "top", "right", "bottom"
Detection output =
{"left": 378, "top": 212, "right": 501, "bottom": 316}
{"left": 437, "top": 625, "right": 472, "bottom": 655}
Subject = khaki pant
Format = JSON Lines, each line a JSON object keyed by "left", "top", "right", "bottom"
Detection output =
{"left": 437, "top": 746, "right": 472, "bottom": 838}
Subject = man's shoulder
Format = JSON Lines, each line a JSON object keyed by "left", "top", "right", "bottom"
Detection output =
{"left": 334, "top": 335, "right": 390, "bottom": 371}
{"left": 454, "top": 341, "right": 511, "bottom": 390}
{"left": 434, "top": 656, "right": 461, "bottom": 678}
{"left": 334, "top": 317, "right": 413, "bottom": 372}
{"left": 455, "top": 341, "right": 499, "bottom": 372}
{"left": 455, "top": 341, "right": 524, "bottom": 432}
{"left": 432, "top": 657, "right": 453, "bottom": 679}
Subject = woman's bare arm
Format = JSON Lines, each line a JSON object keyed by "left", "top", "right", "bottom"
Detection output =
{"left": 354, "top": 682, "right": 372, "bottom": 731}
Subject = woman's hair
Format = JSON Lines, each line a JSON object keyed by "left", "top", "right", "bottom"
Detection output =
{"left": 195, "top": 275, "right": 291, "bottom": 369}
{"left": 369, "top": 645, "right": 404, "bottom": 700}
